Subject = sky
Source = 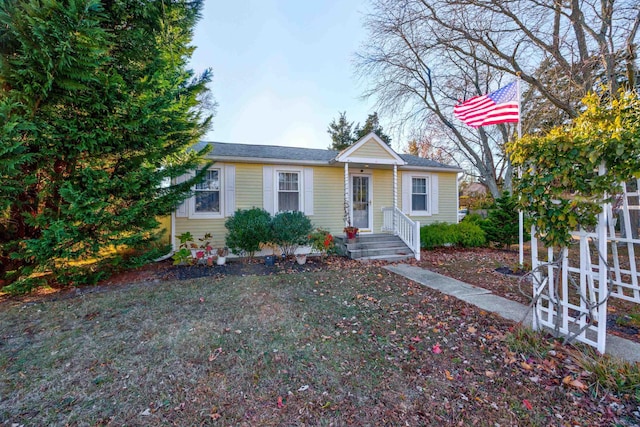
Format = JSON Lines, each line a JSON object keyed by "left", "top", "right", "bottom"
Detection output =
{"left": 189, "top": 0, "right": 390, "bottom": 151}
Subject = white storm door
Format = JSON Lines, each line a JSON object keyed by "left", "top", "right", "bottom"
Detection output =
{"left": 351, "top": 175, "right": 372, "bottom": 231}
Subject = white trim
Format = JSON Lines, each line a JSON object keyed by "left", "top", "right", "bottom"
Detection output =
{"left": 336, "top": 132, "right": 406, "bottom": 165}
{"left": 402, "top": 172, "right": 435, "bottom": 217}
{"left": 273, "top": 166, "right": 304, "bottom": 213}
{"left": 224, "top": 164, "right": 236, "bottom": 217}
{"left": 399, "top": 165, "right": 463, "bottom": 173}
{"left": 350, "top": 173, "right": 373, "bottom": 232}
{"left": 207, "top": 156, "right": 329, "bottom": 166}
{"left": 303, "top": 167, "right": 314, "bottom": 215}
{"left": 175, "top": 172, "right": 193, "bottom": 217}
{"left": 340, "top": 156, "right": 402, "bottom": 165}
{"left": 188, "top": 166, "right": 224, "bottom": 219}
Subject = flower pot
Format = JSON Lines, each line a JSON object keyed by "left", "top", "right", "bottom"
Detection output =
{"left": 296, "top": 254, "right": 307, "bottom": 265}
{"left": 265, "top": 255, "right": 276, "bottom": 266}
{"left": 216, "top": 256, "right": 226, "bottom": 266}
{"left": 207, "top": 257, "right": 214, "bottom": 266}
{"left": 346, "top": 230, "right": 357, "bottom": 240}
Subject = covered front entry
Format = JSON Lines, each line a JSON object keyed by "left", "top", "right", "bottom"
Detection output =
{"left": 351, "top": 174, "right": 372, "bottom": 232}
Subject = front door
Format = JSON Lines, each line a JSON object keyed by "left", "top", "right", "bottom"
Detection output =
{"left": 351, "top": 175, "right": 372, "bottom": 232}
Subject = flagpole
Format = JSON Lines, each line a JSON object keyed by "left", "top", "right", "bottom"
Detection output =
{"left": 516, "top": 73, "right": 524, "bottom": 266}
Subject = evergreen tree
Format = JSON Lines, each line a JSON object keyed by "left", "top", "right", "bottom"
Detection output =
{"left": 0, "top": 0, "right": 214, "bottom": 292}
{"left": 327, "top": 111, "right": 355, "bottom": 151}
{"left": 354, "top": 112, "right": 392, "bottom": 146}
{"left": 482, "top": 192, "right": 520, "bottom": 249}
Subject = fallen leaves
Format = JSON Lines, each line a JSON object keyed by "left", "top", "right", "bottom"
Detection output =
{"left": 432, "top": 343, "right": 442, "bottom": 354}
{"left": 563, "top": 375, "right": 588, "bottom": 391}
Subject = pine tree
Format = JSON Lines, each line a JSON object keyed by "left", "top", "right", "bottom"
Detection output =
{"left": 482, "top": 192, "right": 520, "bottom": 249}
{"left": 0, "top": 0, "right": 214, "bottom": 292}
{"left": 354, "top": 112, "right": 392, "bottom": 146}
{"left": 327, "top": 111, "right": 355, "bottom": 151}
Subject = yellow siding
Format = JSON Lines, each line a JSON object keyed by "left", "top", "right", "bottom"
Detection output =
{"left": 308, "top": 166, "right": 344, "bottom": 234}
{"left": 372, "top": 169, "right": 393, "bottom": 231}
{"left": 174, "top": 162, "right": 263, "bottom": 249}
{"left": 155, "top": 215, "right": 172, "bottom": 244}
{"left": 349, "top": 139, "right": 396, "bottom": 160}
{"left": 235, "top": 164, "right": 263, "bottom": 209}
{"left": 175, "top": 218, "right": 228, "bottom": 249}
{"left": 174, "top": 161, "right": 458, "bottom": 249}
{"left": 399, "top": 171, "right": 458, "bottom": 225}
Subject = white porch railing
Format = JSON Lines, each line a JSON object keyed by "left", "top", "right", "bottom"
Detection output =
{"left": 382, "top": 207, "right": 421, "bottom": 261}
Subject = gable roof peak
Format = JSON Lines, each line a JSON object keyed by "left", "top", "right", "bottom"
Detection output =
{"left": 335, "top": 132, "right": 406, "bottom": 165}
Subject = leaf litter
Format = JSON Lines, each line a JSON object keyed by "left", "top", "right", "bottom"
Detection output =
{"left": 0, "top": 257, "right": 638, "bottom": 425}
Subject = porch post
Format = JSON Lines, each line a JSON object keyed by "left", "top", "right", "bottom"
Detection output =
{"left": 344, "top": 162, "right": 350, "bottom": 227}
{"left": 393, "top": 164, "right": 398, "bottom": 234}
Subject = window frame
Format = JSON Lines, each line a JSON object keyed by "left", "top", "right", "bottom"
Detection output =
{"left": 275, "top": 167, "right": 303, "bottom": 213}
{"left": 409, "top": 174, "right": 430, "bottom": 216}
{"left": 189, "top": 167, "right": 224, "bottom": 219}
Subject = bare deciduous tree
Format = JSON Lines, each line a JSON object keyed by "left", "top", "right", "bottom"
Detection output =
{"left": 356, "top": 0, "right": 639, "bottom": 196}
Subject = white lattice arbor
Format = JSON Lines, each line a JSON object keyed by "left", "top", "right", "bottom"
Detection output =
{"left": 531, "top": 178, "right": 640, "bottom": 353}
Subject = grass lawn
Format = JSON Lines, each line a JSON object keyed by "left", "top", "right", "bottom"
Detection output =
{"left": 1, "top": 262, "right": 638, "bottom": 425}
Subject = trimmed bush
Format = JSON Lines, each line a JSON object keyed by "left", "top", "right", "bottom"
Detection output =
{"left": 225, "top": 208, "right": 272, "bottom": 258}
{"left": 456, "top": 221, "right": 486, "bottom": 247}
{"left": 271, "top": 211, "right": 313, "bottom": 257}
{"left": 420, "top": 221, "right": 486, "bottom": 249}
{"left": 420, "top": 222, "right": 458, "bottom": 249}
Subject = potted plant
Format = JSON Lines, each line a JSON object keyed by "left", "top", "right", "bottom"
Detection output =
{"left": 260, "top": 242, "right": 280, "bottom": 266}
{"left": 216, "top": 247, "right": 229, "bottom": 265}
{"left": 295, "top": 253, "right": 307, "bottom": 265}
{"left": 344, "top": 225, "right": 358, "bottom": 243}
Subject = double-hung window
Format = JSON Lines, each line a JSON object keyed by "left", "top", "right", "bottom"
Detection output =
{"left": 411, "top": 177, "right": 428, "bottom": 213}
{"left": 194, "top": 169, "right": 220, "bottom": 214}
{"left": 277, "top": 171, "right": 300, "bottom": 212}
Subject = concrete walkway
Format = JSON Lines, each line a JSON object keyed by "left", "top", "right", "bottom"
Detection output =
{"left": 386, "top": 264, "right": 640, "bottom": 363}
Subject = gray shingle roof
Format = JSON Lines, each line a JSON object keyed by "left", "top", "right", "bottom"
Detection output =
{"left": 199, "top": 141, "right": 336, "bottom": 162}
{"left": 195, "top": 141, "right": 460, "bottom": 171}
{"left": 399, "top": 154, "right": 460, "bottom": 170}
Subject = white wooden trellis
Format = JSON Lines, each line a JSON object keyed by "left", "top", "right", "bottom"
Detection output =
{"left": 531, "top": 177, "right": 640, "bottom": 353}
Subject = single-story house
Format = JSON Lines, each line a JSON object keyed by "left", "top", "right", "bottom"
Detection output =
{"left": 171, "top": 132, "right": 462, "bottom": 259}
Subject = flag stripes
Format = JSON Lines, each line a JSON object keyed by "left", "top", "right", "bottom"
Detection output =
{"left": 454, "top": 82, "right": 519, "bottom": 128}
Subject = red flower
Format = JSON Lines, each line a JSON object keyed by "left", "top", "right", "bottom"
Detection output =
{"left": 195, "top": 251, "right": 205, "bottom": 259}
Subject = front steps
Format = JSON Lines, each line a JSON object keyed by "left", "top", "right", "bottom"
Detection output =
{"left": 336, "top": 233, "right": 415, "bottom": 262}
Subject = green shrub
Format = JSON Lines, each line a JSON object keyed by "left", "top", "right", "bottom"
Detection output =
{"left": 420, "top": 221, "right": 486, "bottom": 249}
{"left": 225, "top": 208, "right": 272, "bottom": 258}
{"left": 271, "top": 211, "right": 313, "bottom": 257}
{"left": 482, "top": 192, "right": 522, "bottom": 249}
{"left": 456, "top": 221, "right": 486, "bottom": 247}
{"left": 462, "top": 213, "right": 485, "bottom": 225}
{"left": 420, "top": 222, "right": 458, "bottom": 249}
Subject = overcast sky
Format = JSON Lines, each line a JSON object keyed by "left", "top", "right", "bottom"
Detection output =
{"left": 189, "top": 0, "right": 391, "bottom": 151}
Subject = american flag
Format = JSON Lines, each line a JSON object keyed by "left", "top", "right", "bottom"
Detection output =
{"left": 453, "top": 82, "right": 519, "bottom": 128}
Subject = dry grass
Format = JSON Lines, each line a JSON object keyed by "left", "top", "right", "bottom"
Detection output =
{"left": 1, "top": 264, "right": 638, "bottom": 425}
